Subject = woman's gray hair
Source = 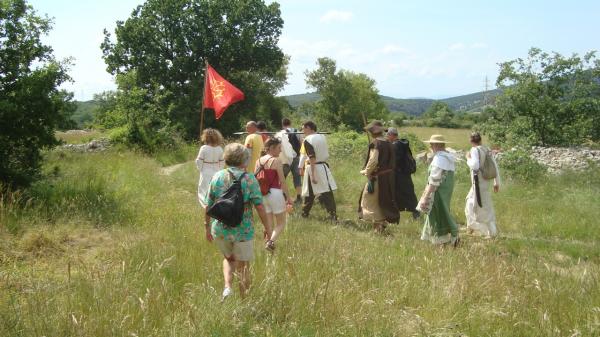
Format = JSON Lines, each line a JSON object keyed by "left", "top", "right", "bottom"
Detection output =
{"left": 224, "top": 143, "right": 249, "bottom": 167}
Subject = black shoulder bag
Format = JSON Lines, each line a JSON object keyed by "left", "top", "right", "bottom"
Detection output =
{"left": 206, "top": 170, "right": 247, "bottom": 228}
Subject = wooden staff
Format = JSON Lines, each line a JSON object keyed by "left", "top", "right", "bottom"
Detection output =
{"left": 199, "top": 60, "right": 208, "bottom": 138}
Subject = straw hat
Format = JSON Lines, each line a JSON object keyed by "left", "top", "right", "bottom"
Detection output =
{"left": 364, "top": 120, "right": 385, "bottom": 134}
{"left": 423, "top": 134, "right": 452, "bottom": 144}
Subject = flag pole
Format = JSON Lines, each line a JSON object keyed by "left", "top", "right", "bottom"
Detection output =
{"left": 361, "top": 110, "right": 371, "bottom": 143}
{"left": 199, "top": 60, "right": 208, "bottom": 139}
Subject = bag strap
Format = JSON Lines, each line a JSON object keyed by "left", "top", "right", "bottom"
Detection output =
{"left": 255, "top": 156, "right": 274, "bottom": 173}
{"left": 256, "top": 156, "right": 278, "bottom": 190}
{"left": 227, "top": 169, "right": 246, "bottom": 183}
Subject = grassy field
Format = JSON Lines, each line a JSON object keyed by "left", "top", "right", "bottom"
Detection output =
{"left": 399, "top": 127, "right": 489, "bottom": 150}
{"left": 1, "top": 128, "right": 599, "bottom": 336}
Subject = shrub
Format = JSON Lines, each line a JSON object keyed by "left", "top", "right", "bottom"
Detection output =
{"left": 498, "top": 148, "right": 547, "bottom": 182}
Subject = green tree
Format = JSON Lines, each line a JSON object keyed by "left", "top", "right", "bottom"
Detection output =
{"left": 305, "top": 57, "right": 388, "bottom": 131}
{"left": 100, "top": 0, "right": 287, "bottom": 143}
{"left": 484, "top": 48, "right": 600, "bottom": 146}
{"left": 421, "top": 101, "right": 460, "bottom": 128}
{"left": 423, "top": 101, "right": 452, "bottom": 119}
{"left": 0, "top": 0, "right": 75, "bottom": 188}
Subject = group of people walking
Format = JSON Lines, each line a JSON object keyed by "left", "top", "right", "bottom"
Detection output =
{"left": 195, "top": 119, "right": 500, "bottom": 300}
{"left": 196, "top": 119, "right": 339, "bottom": 299}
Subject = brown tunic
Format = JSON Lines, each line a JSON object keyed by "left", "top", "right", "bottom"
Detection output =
{"left": 358, "top": 138, "right": 400, "bottom": 223}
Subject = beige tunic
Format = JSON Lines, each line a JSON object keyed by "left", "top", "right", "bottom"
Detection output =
{"left": 360, "top": 148, "right": 385, "bottom": 221}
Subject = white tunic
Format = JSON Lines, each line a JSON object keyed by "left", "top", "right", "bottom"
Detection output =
{"left": 465, "top": 146, "right": 501, "bottom": 237}
{"left": 195, "top": 145, "right": 224, "bottom": 208}
{"left": 300, "top": 134, "right": 337, "bottom": 196}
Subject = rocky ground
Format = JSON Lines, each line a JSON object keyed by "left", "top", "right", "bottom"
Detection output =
{"left": 61, "top": 138, "right": 111, "bottom": 152}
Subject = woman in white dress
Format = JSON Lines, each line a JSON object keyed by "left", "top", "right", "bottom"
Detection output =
{"left": 465, "top": 132, "right": 501, "bottom": 238}
{"left": 196, "top": 128, "right": 224, "bottom": 209}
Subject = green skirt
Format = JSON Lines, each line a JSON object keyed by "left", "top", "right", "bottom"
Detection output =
{"left": 421, "top": 171, "right": 458, "bottom": 244}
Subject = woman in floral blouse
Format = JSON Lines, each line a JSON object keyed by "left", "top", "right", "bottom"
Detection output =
{"left": 204, "top": 143, "right": 271, "bottom": 300}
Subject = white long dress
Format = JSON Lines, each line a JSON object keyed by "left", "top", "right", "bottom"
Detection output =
{"left": 196, "top": 145, "right": 224, "bottom": 208}
{"left": 465, "top": 146, "right": 501, "bottom": 237}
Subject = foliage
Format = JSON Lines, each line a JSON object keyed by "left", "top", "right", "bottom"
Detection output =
{"left": 305, "top": 57, "right": 389, "bottom": 131}
{"left": 422, "top": 101, "right": 457, "bottom": 128}
{"left": 391, "top": 112, "right": 408, "bottom": 127}
{"left": 100, "top": 0, "right": 287, "bottom": 145}
{"left": 328, "top": 130, "right": 368, "bottom": 158}
{"left": 483, "top": 48, "right": 600, "bottom": 147}
{"left": 0, "top": 0, "right": 75, "bottom": 188}
{"left": 72, "top": 100, "right": 100, "bottom": 128}
{"left": 92, "top": 72, "right": 179, "bottom": 152}
{"left": 498, "top": 147, "right": 547, "bottom": 182}
{"left": 408, "top": 101, "right": 481, "bottom": 129}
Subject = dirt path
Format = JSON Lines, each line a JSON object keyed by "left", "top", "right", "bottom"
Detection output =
{"left": 159, "top": 162, "right": 188, "bottom": 176}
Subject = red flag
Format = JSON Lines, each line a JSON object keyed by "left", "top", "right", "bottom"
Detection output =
{"left": 203, "top": 64, "right": 245, "bottom": 119}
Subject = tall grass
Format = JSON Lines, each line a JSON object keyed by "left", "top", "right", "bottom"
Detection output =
{"left": 1, "top": 128, "right": 599, "bottom": 336}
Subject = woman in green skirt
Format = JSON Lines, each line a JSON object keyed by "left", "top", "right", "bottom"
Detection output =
{"left": 416, "top": 135, "right": 459, "bottom": 246}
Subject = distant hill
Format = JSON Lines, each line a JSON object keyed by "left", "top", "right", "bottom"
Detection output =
{"left": 282, "top": 89, "right": 502, "bottom": 116}
{"left": 440, "top": 89, "right": 502, "bottom": 112}
{"left": 70, "top": 89, "right": 502, "bottom": 125}
{"left": 283, "top": 92, "right": 321, "bottom": 108}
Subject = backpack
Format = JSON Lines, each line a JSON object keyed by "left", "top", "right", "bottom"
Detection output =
{"left": 206, "top": 170, "right": 246, "bottom": 228}
{"left": 276, "top": 130, "right": 295, "bottom": 165}
{"left": 254, "top": 157, "right": 276, "bottom": 195}
{"left": 286, "top": 128, "right": 302, "bottom": 156}
{"left": 477, "top": 146, "right": 498, "bottom": 180}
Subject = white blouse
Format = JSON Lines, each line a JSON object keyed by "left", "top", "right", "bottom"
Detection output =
{"left": 195, "top": 145, "right": 224, "bottom": 171}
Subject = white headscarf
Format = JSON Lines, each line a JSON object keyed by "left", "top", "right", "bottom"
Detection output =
{"left": 432, "top": 151, "right": 456, "bottom": 171}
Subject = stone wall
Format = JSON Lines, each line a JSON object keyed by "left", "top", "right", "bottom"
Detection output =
{"left": 529, "top": 146, "right": 600, "bottom": 173}
{"left": 61, "top": 139, "right": 111, "bottom": 152}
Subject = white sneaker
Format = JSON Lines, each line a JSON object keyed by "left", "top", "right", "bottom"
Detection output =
{"left": 221, "top": 287, "right": 232, "bottom": 301}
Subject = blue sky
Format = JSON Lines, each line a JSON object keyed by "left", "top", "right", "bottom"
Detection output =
{"left": 30, "top": 0, "right": 600, "bottom": 100}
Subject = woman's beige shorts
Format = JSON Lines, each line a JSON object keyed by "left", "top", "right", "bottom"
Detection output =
{"left": 214, "top": 238, "right": 254, "bottom": 261}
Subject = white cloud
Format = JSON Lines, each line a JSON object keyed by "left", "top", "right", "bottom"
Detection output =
{"left": 320, "top": 10, "right": 353, "bottom": 23}
{"left": 470, "top": 42, "right": 488, "bottom": 49}
{"left": 380, "top": 44, "right": 413, "bottom": 56}
{"left": 448, "top": 42, "right": 465, "bottom": 51}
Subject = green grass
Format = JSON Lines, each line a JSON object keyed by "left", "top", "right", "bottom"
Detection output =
{"left": 1, "top": 128, "right": 599, "bottom": 336}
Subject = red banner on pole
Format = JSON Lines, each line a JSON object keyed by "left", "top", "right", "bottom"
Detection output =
{"left": 203, "top": 64, "right": 245, "bottom": 120}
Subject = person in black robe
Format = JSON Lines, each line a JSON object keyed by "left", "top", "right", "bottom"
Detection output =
{"left": 387, "top": 127, "right": 420, "bottom": 219}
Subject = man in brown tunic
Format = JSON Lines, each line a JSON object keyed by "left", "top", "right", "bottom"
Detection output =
{"left": 358, "top": 121, "right": 400, "bottom": 233}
